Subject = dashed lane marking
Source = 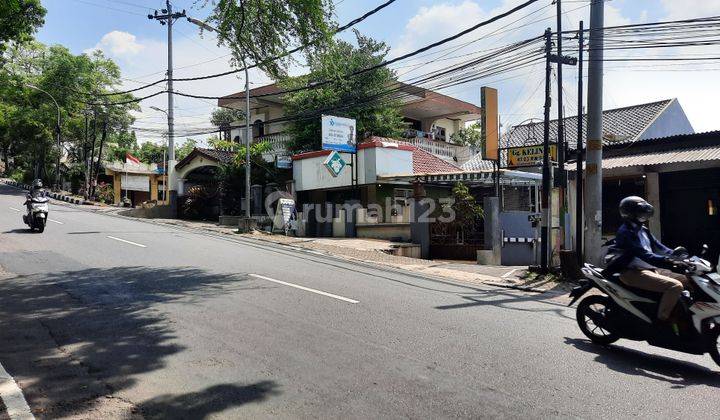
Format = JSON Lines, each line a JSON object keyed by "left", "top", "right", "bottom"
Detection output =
{"left": 249, "top": 274, "right": 359, "bottom": 304}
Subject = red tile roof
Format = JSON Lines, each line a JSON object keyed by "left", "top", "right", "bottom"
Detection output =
{"left": 412, "top": 147, "right": 460, "bottom": 174}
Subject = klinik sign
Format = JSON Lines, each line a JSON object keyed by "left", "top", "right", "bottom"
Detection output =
{"left": 321, "top": 115, "right": 356, "bottom": 153}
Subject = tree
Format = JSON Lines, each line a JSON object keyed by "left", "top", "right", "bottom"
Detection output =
{"left": 0, "top": 41, "right": 138, "bottom": 188}
{"left": 281, "top": 31, "right": 404, "bottom": 153}
{"left": 203, "top": 0, "right": 335, "bottom": 79}
{"left": 450, "top": 182, "right": 484, "bottom": 233}
{"left": 211, "top": 107, "right": 244, "bottom": 141}
{"left": 176, "top": 139, "right": 197, "bottom": 161}
{"left": 0, "top": 0, "right": 45, "bottom": 52}
{"left": 450, "top": 122, "right": 482, "bottom": 147}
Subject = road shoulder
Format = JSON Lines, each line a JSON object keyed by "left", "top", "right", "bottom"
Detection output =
{"left": 0, "top": 265, "right": 140, "bottom": 419}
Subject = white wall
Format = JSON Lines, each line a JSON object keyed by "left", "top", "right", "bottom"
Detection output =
{"left": 293, "top": 145, "right": 414, "bottom": 192}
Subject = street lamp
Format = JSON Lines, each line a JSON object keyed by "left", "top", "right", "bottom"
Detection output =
{"left": 150, "top": 106, "right": 170, "bottom": 203}
{"left": 27, "top": 83, "right": 62, "bottom": 190}
{"left": 186, "top": 16, "right": 253, "bottom": 219}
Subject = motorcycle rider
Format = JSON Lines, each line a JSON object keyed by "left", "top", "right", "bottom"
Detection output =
{"left": 607, "top": 196, "right": 689, "bottom": 324}
{"left": 25, "top": 179, "right": 47, "bottom": 210}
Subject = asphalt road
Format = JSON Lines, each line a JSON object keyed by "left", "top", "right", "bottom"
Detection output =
{"left": 1, "top": 183, "right": 719, "bottom": 419}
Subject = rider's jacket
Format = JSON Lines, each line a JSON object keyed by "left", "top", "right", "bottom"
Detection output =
{"left": 604, "top": 221, "right": 673, "bottom": 274}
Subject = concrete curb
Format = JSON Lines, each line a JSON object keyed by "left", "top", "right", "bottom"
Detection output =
{"left": 1, "top": 179, "right": 86, "bottom": 205}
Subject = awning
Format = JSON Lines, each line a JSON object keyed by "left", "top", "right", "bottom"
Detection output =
{"left": 377, "top": 169, "right": 541, "bottom": 186}
{"left": 570, "top": 145, "right": 720, "bottom": 170}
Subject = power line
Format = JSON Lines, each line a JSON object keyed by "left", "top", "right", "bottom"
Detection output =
{"left": 76, "top": 0, "right": 400, "bottom": 98}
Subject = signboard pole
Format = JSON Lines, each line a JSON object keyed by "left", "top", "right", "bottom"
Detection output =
{"left": 541, "top": 28, "right": 553, "bottom": 273}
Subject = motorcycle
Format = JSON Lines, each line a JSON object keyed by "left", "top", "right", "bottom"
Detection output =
{"left": 23, "top": 195, "right": 49, "bottom": 233}
{"left": 569, "top": 246, "right": 720, "bottom": 367}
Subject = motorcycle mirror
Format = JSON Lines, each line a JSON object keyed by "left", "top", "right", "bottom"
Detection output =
{"left": 700, "top": 244, "right": 709, "bottom": 257}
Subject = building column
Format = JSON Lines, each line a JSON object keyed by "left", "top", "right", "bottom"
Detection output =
{"left": 646, "top": 172, "right": 662, "bottom": 239}
{"left": 177, "top": 178, "right": 185, "bottom": 197}
{"left": 113, "top": 173, "right": 121, "bottom": 204}
{"left": 150, "top": 175, "right": 159, "bottom": 202}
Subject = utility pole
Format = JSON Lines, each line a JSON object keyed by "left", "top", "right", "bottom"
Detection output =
{"left": 576, "top": 21, "right": 585, "bottom": 264}
{"left": 187, "top": 16, "right": 253, "bottom": 219}
{"left": 540, "top": 28, "right": 553, "bottom": 273}
{"left": 555, "top": 0, "right": 566, "bottom": 251}
{"left": 244, "top": 61, "right": 251, "bottom": 219}
{"left": 149, "top": 1, "right": 186, "bottom": 211}
{"left": 585, "top": 0, "right": 604, "bottom": 264}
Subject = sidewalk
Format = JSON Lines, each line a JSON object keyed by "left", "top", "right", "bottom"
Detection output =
{"left": 136, "top": 218, "right": 572, "bottom": 296}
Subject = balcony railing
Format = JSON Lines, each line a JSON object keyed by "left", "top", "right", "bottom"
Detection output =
{"left": 250, "top": 131, "right": 478, "bottom": 165}
{"left": 254, "top": 132, "right": 291, "bottom": 151}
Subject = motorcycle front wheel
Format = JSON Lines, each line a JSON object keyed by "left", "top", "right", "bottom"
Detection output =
{"left": 576, "top": 295, "right": 620, "bottom": 345}
{"left": 705, "top": 328, "right": 720, "bottom": 367}
{"left": 36, "top": 219, "right": 45, "bottom": 233}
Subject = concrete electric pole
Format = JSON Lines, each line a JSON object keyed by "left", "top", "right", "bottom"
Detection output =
{"left": 149, "top": 1, "right": 186, "bottom": 211}
{"left": 584, "top": 0, "right": 604, "bottom": 264}
{"left": 186, "top": 17, "right": 253, "bottom": 219}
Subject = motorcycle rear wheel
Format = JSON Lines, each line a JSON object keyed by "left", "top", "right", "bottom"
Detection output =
{"left": 577, "top": 295, "right": 620, "bottom": 345}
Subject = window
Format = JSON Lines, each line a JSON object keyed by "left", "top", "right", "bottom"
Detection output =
{"left": 252, "top": 119, "right": 265, "bottom": 138}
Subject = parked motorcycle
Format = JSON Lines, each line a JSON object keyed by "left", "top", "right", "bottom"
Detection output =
{"left": 569, "top": 246, "right": 720, "bottom": 367}
{"left": 23, "top": 195, "right": 49, "bottom": 233}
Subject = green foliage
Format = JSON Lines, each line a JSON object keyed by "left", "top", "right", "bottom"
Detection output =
{"left": 0, "top": 41, "right": 137, "bottom": 191}
{"left": 207, "top": 135, "right": 238, "bottom": 151}
{"left": 137, "top": 141, "right": 165, "bottom": 164}
{"left": 95, "top": 182, "right": 114, "bottom": 204}
{"left": 204, "top": 0, "right": 335, "bottom": 79}
{"left": 450, "top": 182, "right": 483, "bottom": 228}
{"left": 176, "top": 139, "right": 197, "bottom": 162}
{"left": 281, "top": 31, "right": 404, "bottom": 153}
{"left": 0, "top": 0, "right": 45, "bottom": 51}
{"left": 451, "top": 122, "right": 483, "bottom": 147}
{"left": 210, "top": 108, "right": 244, "bottom": 128}
{"left": 182, "top": 185, "right": 218, "bottom": 220}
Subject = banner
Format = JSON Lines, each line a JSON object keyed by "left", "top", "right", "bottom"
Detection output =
{"left": 506, "top": 144, "right": 557, "bottom": 168}
{"left": 123, "top": 174, "right": 150, "bottom": 192}
{"left": 322, "top": 115, "right": 356, "bottom": 153}
{"left": 481, "top": 87, "right": 499, "bottom": 160}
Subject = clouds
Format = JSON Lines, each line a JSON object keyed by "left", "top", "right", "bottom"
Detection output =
{"left": 85, "top": 28, "right": 274, "bottom": 147}
{"left": 390, "top": 0, "right": 719, "bottom": 132}
{"left": 661, "top": 0, "right": 720, "bottom": 20}
{"left": 86, "top": 31, "right": 144, "bottom": 57}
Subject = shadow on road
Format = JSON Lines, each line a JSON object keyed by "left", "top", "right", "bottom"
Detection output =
{"left": 564, "top": 337, "right": 720, "bottom": 388}
{"left": 137, "top": 381, "right": 280, "bottom": 420}
{"left": 0, "top": 266, "right": 276, "bottom": 418}
{"left": 2, "top": 229, "right": 35, "bottom": 234}
{"left": 435, "top": 289, "right": 574, "bottom": 320}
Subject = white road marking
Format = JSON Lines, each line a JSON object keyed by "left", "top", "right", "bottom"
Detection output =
{"left": 8, "top": 207, "right": 21, "bottom": 212}
{"left": 0, "top": 362, "right": 35, "bottom": 420}
{"left": 249, "top": 274, "right": 359, "bottom": 304}
{"left": 107, "top": 236, "right": 147, "bottom": 248}
{"left": 48, "top": 219, "right": 63, "bottom": 225}
{"left": 501, "top": 268, "right": 519, "bottom": 279}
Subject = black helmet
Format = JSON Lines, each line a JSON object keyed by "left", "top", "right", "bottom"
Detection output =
{"left": 32, "top": 179, "right": 43, "bottom": 189}
{"left": 619, "top": 196, "right": 654, "bottom": 222}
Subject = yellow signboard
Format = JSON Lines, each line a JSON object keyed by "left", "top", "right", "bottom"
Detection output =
{"left": 507, "top": 145, "right": 557, "bottom": 167}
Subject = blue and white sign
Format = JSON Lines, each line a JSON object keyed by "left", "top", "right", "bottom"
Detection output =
{"left": 323, "top": 151, "right": 347, "bottom": 177}
{"left": 322, "top": 115, "right": 356, "bottom": 153}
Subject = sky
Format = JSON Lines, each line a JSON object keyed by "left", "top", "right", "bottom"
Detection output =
{"left": 36, "top": 0, "right": 720, "bottom": 148}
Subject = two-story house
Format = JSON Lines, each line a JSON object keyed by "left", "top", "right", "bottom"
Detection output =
{"left": 216, "top": 82, "right": 484, "bottom": 165}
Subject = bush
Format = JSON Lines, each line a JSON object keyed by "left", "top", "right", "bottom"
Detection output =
{"left": 95, "top": 182, "right": 114, "bottom": 204}
{"left": 182, "top": 185, "right": 219, "bottom": 220}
